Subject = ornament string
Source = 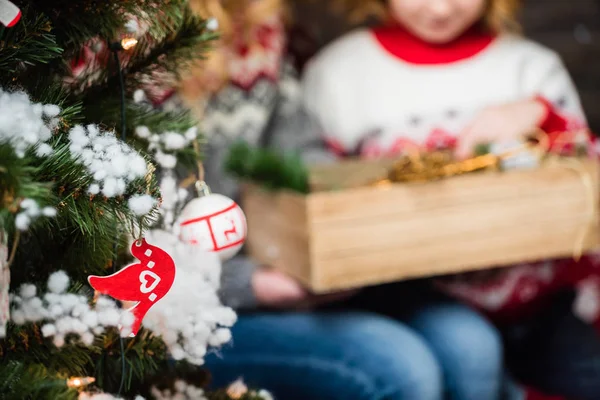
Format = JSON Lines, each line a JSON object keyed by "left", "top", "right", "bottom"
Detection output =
{"left": 192, "top": 137, "right": 211, "bottom": 196}
{"left": 128, "top": 164, "right": 157, "bottom": 245}
{"left": 110, "top": 37, "right": 138, "bottom": 397}
{"left": 192, "top": 139, "right": 205, "bottom": 183}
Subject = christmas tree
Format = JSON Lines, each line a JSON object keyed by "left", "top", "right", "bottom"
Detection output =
{"left": 0, "top": 1, "right": 264, "bottom": 399}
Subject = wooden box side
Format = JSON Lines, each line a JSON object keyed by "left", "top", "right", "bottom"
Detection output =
{"left": 306, "top": 160, "right": 600, "bottom": 292}
{"left": 241, "top": 184, "right": 314, "bottom": 287}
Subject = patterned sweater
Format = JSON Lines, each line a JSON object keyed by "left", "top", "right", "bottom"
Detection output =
{"left": 302, "top": 23, "right": 600, "bottom": 326}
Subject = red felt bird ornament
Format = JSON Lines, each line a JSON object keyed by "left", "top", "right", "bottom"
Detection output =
{"left": 88, "top": 239, "right": 176, "bottom": 336}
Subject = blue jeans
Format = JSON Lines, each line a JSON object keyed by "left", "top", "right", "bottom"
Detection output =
{"left": 205, "top": 303, "right": 502, "bottom": 400}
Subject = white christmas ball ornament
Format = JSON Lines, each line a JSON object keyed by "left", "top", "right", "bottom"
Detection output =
{"left": 178, "top": 194, "right": 247, "bottom": 261}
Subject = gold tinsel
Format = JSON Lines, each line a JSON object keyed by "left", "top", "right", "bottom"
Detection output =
{"left": 373, "top": 133, "right": 546, "bottom": 186}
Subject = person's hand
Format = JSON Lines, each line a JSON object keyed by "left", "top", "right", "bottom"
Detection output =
{"left": 252, "top": 266, "right": 359, "bottom": 309}
{"left": 455, "top": 99, "right": 547, "bottom": 159}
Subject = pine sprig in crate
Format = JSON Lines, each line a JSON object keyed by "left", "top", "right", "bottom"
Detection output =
{"left": 228, "top": 134, "right": 600, "bottom": 293}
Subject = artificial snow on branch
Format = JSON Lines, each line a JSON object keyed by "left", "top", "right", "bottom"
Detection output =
{"left": 134, "top": 122, "right": 197, "bottom": 228}
{"left": 135, "top": 124, "right": 198, "bottom": 169}
{"left": 14, "top": 198, "right": 57, "bottom": 231}
{"left": 157, "top": 173, "right": 190, "bottom": 230}
{"left": 68, "top": 124, "right": 150, "bottom": 199}
{"left": 141, "top": 230, "right": 236, "bottom": 365}
{"left": 0, "top": 89, "right": 59, "bottom": 158}
{"left": 11, "top": 271, "right": 135, "bottom": 346}
{"left": 128, "top": 194, "right": 158, "bottom": 217}
{"left": 151, "top": 380, "right": 208, "bottom": 400}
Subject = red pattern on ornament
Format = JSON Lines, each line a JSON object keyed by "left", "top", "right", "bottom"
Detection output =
{"left": 0, "top": 0, "right": 21, "bottom": 28}
{"left": 180, "top": 202, "right": 246, "bottom": 252}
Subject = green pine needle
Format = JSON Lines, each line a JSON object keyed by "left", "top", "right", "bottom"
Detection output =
{"left": 225, "top": 141, "right": 310, "bottom": 193}
{"left": 0, "top": 7, "right": 62, "bottom": 87}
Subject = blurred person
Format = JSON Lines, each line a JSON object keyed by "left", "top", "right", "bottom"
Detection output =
{"left": 303, "top": 0, "right": 600, "bottom": 399}
{"left": 174, "top": 1, "right": 496, "bottom": 399}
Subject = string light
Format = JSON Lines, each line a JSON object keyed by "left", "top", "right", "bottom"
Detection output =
{"left": 66, "top": 377, "right": 96, "bottom": 389}
{"left": 226, "top": 379, "right": 248, "bottom": 399}
{"left": 120, "top": 37, "right": 138, "bottom": 50}
{"left": 109, "top": 37, "right": 138, "bottom": 52}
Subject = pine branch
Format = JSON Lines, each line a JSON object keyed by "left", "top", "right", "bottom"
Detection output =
{"left": 79, "top": 8, "right": 215, "bottom": 106}
{"left": 83, "top": 99, "right": 203, "bottom": 170}
{"left": 95, "top": 329, "right": 169, "bottom": 394}
{"left": 19, "top": 0, "right": 159, "bottom": 53}
{"left": 89, "top": 99, "right": 198, "bottom": 136}
{"left": 0, "top": 360, "right": 76, "bottom": 400}
{"left": 0, "top": 6, "right": 62, "bottom": 87}
{"left": 1, "top": 323, "right": 170, "bottom": 398}
{"left": 0, "top": 143, "right": 53, "bottom": 215}
{"left": 6, "top": 134, "right": 160, "bottom": 288}
{"left": 0, "top": 144, "right": 56, "bottom": 255}
{"left": 127, "top": 104, "right": 204, "bottom": 170}
{"left": 132, "top": 11, "right": 217, "bottom": 82}
{"left": 225, "top": 141, "right": 310, "bottom": 193}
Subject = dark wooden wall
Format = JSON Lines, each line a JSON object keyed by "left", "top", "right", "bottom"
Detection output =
{"left": 521, "top": 1, "right": 600, "bottom": 133}
{"left": 288, "top": 0, "right": 600, "bottom": 133}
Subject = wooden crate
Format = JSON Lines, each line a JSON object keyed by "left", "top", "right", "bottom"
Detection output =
{"left": 242, "top": 159, "right": 600, "bottom": 293}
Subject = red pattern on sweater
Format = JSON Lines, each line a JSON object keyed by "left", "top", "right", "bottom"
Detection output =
{"left": 227, "top": 16, "right": 285, "bottom": 91}
{"left": 437, "top": 255, "right": 600, "bottom": 324}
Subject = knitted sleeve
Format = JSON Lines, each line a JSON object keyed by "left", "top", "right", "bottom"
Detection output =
{"left": 519, "top": 48, "right": 588, "bottom": 135}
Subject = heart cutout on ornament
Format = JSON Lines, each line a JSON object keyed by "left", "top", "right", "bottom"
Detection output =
{"left": 88, "top": 239, "right": 176, "bottom": 336}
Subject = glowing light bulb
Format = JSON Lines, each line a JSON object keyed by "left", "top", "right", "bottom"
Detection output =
{"left": 226, "top": 378, "right": 248, "bottom": 399}
{"left": 120, "top": 37, "right": 138, "bottom": 50}
{"left": 66, "top": 377, "right": 96, "bottom": 388}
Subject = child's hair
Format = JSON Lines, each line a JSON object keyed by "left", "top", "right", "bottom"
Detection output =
{"left": 179, "top": 0, "right": 287, "bottom": 116}
{"left": 330, "top": 0, "right": 522, "bottom": 34}
{"left": 189, "top": 0, "right": 288, "bottom": 43}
